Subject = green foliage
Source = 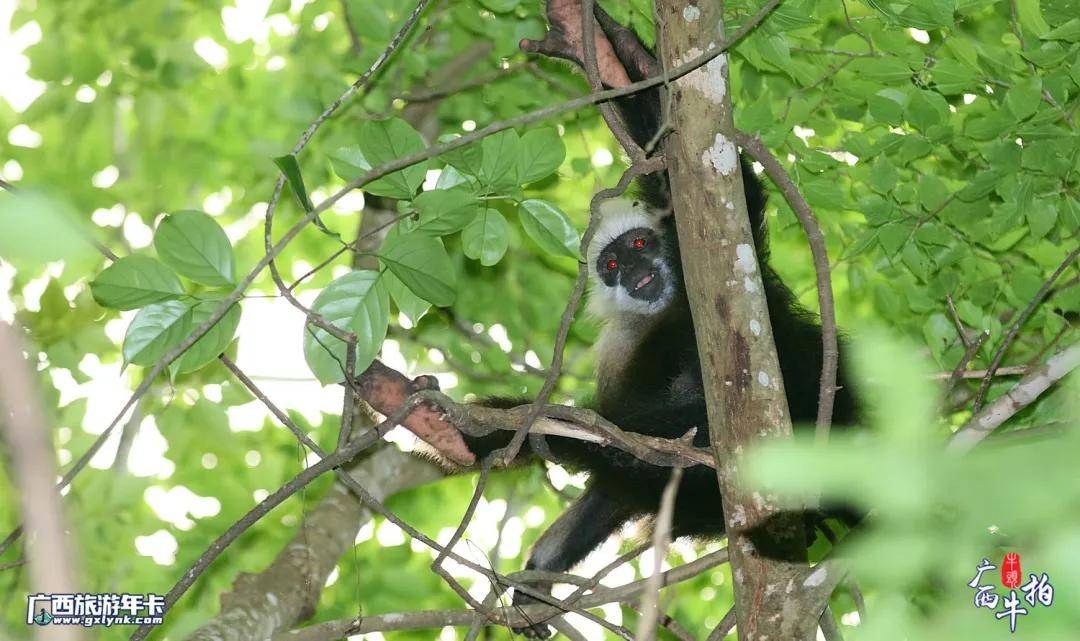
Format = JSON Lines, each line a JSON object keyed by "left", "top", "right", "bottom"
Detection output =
{"left": 90, "top": 256, "right": 184, "bottom": 310}
{"left": 171, "top": 296, "right": 243, "bottom": 376}
{"left": 153, "top": 211, "right": 236, "bottom": 287}
{"left": 378, "top": 232, "right": 458, "bottom": 307}
{"left": 358, "top": 118, "right": 428, "bottom": 198}
{"left": 122, "top": 300, "right": 196, "bottom": 367}
{"left": 0, "top": 189, "right": 96, "bottom": 267}
{"left": 273, "top": 153, "right": 316, "bottom": 212}
{"left": 303, "top": 270, "right": 390, "bottom": 384}
{"left": 519, "top": 199, "right": 582, "bottom": 259}
{"left": 1, "top": 0, "right": 1078, "bottom": 638}
{"left": 463, "top": 207, "right": 512, "bottom": 266}
{"left": 745, "top": 332, "right": 1080, "bottom": 638}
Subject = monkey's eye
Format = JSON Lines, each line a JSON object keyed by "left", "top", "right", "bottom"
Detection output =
{"left": 605, "top": 259, "right": 618, "bottom": 272}
{"left": 632, "top": 237, "right": 646, "bottom": 250}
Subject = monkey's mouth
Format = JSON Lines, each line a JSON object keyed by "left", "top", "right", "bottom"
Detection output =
{"left": 629, "top": 271, "right": 662, "bottom": 299}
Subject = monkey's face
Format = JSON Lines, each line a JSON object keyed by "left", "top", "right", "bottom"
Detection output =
{"left": 594, "top": 227, "right": 674, "bottom": 313}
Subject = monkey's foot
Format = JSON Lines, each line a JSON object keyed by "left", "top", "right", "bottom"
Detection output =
{"left": 512, "top": 622, "right": 552, "bottom": 639}
{"left": 511, "top": 591, "right": 553, "bottom": 639}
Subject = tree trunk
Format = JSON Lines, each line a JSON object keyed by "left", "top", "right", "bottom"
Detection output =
{"left": 653, "top": 2, "right": 815, "bottom": 639}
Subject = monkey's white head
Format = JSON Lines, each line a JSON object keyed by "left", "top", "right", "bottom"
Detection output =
{"left": 586, "top": 199, "right": 677, "bottom": 318}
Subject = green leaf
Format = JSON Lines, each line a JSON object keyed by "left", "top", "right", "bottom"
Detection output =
{"left": 384, "top": 271, "right": 431, "bottom": 325}
{"left": 902, "top": 243, "right": 933, "bottom": 281}
{"left": 1021, "top": 42, "right": 1071, "bottom": 67}
{"left": 965, "top": 112, "right": 1014, "bottom": 140}
{"left": 878, "top": 222, "right": 911, "bottom": 257}
{"left": 958, "top": 171, "right": 1001, "bottom": 201}
{"left": 1041, "top": 18, "right": 1080, "bottom": 41}
{"left": 411, "top": 188, "right": 479, "bottom": 235}
{"left": 171, "top": 296, "right": 242, "bottom": 375}
{"left": 0, "top": 189, "right": 96, "bottom": 267}
{"left": 918, "top": 174, "right": 950, "bottom": 211}
{"left": 906, "top": 0, "right": 955, "bottom": 28}
{"left": 1026, "top": 199, "right": 1057, "bottom": 240}
{"left": 931, "top": 59, "right": 977, "bottom": 94}
{"left": 477, "top": 0, "right": 520, "bottom": 13}
{"left": 906, "top": 90, "right": 948, "bottom": 132}
{"left": 480, "top": 129, "right": 520, "bottom": 189}
{"left": 1015, "top": 0, "right": 1050, "bottom": 37}
{"left": 848, "top": 57, "right": 913, "bottom": 83}
{"left": 330, "top": 146, "right": 372, "bottom": 182}
{"left": 435, "top": 165, "right": 472, "bottom": 190}
{"left": 359, "top": 118, "right": 426, "bottom": 198}
{"left": 123, "top": 300, "right": 193, "bottom": 367}
{"left": 378, "top": 233, "right": 457, "bottom": 306}
{"left": 1060, "top": 197, "right": 1080, "bottom": 233}
{"left": 90, "top": 256, "right": 184, "bottom": 310}
{"left": 922, "top": 313, "right": 955, "bottom": 361}
{"left": 303, "top": 271, "right": 390, "bottom": 384}
{"left": 462, "top": 209, "right": 510, "bottom": 266}
{"left": 1004, "top": 77, "right": 1043, "bottom": 120}
{"left": 272, "top": 154, "right": 314, "bottom": 211}
{"left": 154, "top": 211, "right": 236, "bottom": 287}
{"left": 518, "top": 199, "right": 580, "bottom": 259}
{"left": 868, "top": 157, "right": 899, "bottom": 194}
{"left": 517, "top": 128, "right": 565, "bottom": 184}
{"left": 441, "top": 135, "right": 485, "bottom": 178}
{"left": 868, "top": 89, "right": 908, "bottom": 125}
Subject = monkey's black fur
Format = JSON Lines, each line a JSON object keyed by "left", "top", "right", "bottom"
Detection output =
{"left": 452, "top": 14, "right": 858, "bottom": 638}
{"left": 460, "top": 139, "right": 857, "bottom": 640}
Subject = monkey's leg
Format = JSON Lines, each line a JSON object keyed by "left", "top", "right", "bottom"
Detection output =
{"left": 512, "top": 481, "right": 636, "bottom": 638}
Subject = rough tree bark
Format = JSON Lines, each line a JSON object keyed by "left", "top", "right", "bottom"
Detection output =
{"left": 653, "top": 2, "right": 815, "bottom": 639}
{"left": 184, "top": 445, "right": 441, "bottom": 641}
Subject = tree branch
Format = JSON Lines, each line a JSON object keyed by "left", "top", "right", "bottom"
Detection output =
{"left": 0, "top": 322, "right": 81, "bottom": 641}
{"left": 272, "top": 549, "right": 729, "bottom": 641}
{"left": 734, "top": 130, "right": 839, "bottom": 442}
{"left": 948, "top": 343, "right": 1080, "bottom": 454}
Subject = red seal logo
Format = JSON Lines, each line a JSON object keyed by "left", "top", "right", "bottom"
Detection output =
{"left": 1002, "top": 553, "right": 1022, "bottom": 589}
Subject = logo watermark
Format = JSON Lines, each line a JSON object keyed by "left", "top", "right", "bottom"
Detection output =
{"left": 26, "top": 593, "right": 165, "bottom": 627}
{"left": 968, "top": 553, "right": 1054, "bottom": 633}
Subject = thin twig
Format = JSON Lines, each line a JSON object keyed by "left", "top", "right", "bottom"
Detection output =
{"left": 819, "top": 605, "right": 843, "bottom": 641}
{"left": 127, "top": 394, "right": 427, "bottom": 641}
{"left": 498, "top": 156, "right": 665, "bottom": 463}
{"left": 938, "top": 364, "right": 1034, "bottom": 381}
{"left": 945, "top": 294, "right": 971, "bottom": 348}
{"left": 273, "top": 549, "right": 730, "bottom": 641}
{"left": 338, "top": 0, "right": 363, "bottom": 56}
{"left": 636, "top": 468, "right": 683, "bottom": 641}
{"left": 972, "top": 246, "right": 1080, "bottom": 413}
{"left": 704, "top": 607, "right": 736, "bottom": 641}
{"left": 267, "top": 0, "right": 436, "bottom": 345}
{"left": 942, "top": 329, "right": 990, "bottom": 398}
{"left": 0, "top": 558, "right": 27, "bottom": 571}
